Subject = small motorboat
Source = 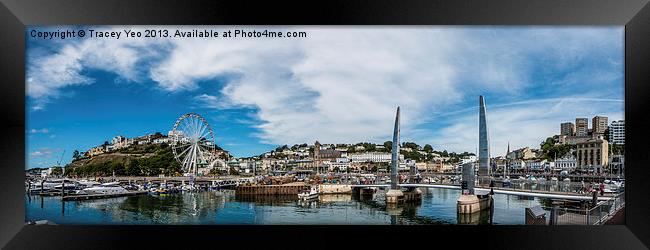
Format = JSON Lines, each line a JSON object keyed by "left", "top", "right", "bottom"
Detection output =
{"left": 148, "top": 187, "right": 170, "bottom": 195}
{"left": 298, "top": 186, "right": 319, "bottom": 201}
{"left": 181, "top": 184, "right": 197, "bottom": 192}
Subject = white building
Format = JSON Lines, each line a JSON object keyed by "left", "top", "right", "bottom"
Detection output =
{"left": 168, "top": 130, "right": 189, "bottom": 144}
{"left": 349, "top": 152, "right": 404, "bottom": 163}
{"left": 153, "top": 138, "right": 169, "bottom": 144}
{"left": 608, "top": 120, "right": 625, "bottom": 145}
{"left": 525, "top": 159, "right": 547, "bottom": 171}
{"left": 461, "top": 155, "right": 478, "bottom": 164}
{"left": 509, "top": 160, "right": 526, "bottom": 171}
{"left": 555, "top": 154, "right": 577, "bottom": 171}
{"left": 326, "top": 161, "right": 350, "bottom": 172}
{"left": 543, "top": 161, "right": 555, "bottom": 171}
{"left": 111, "top": 135, "right": 130, "bottom": 150}
{"left": 295, "top": 151, "right": 310, "bottom": 157}
{"left": 40, "top": 168, "right": 53, "bottom": 178}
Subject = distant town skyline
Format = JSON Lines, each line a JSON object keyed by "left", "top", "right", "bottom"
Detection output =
{"left": 26, "top": 26, "right": 624, "bottom": 169}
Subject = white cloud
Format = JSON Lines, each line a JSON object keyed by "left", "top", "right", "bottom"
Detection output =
{"left": 26, "top": 27, "right": 167, "bottom": 110}
{"left": 27, "top": 26, "right": 624, "bottom": 152}
{"left": 30, "top": 148, "right": 55, "bottom": 158}
{"left": 29, "top": 128, "right": 50, "bottom": 134}
{"left": 429, "top": 97, "right": 624, "bottom": 155}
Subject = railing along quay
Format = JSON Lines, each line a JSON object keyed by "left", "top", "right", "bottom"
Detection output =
{"left": 536, "top": 191, "right": 625, "bottom": 225}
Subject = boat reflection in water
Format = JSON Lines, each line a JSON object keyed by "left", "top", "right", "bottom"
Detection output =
{"left": 319, "top": 194, "right": 352, "bottom": 203}
{"left": 234, "top": 194, "right": 296, "bottom": 206}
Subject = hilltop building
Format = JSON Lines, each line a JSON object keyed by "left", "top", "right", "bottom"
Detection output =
{"left": 575, "top": 118, "right": 589, "bottom": 137}
{"left": 507, "top": 147, "right": 537, "bottom": 160}
{"left": 560, "top": 122, "right": 575, "bottom": 136}
{"left": 592, "top": 116, "right": 608, "bottom": 136}
{"left": 349, "top": 152, "right": 403, "bottom": 163}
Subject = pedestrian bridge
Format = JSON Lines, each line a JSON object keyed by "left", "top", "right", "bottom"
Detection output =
{"left": 349, "top": 183, "right": 614, "bottom": 201}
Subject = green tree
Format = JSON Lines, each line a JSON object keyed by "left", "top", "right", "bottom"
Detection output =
{"left": 51, "top": 167, "right": 62, "bottom": 176}
{"left": 72, "top": 150, "right": 81, "bottom": 161}
{"left": 402, "top": 142, "right": 420, "bottom": 150}
{"left": 540, "top": 135, "right": 573, "bottom": 161}
{"left": 383, "top": 141, "right": 392, "bottom": 151}
{"left": 125, "top": 159, "right": 141, "bottom": 176}
{"left": 423, "top": 144, "right": 433, "bottom": 152}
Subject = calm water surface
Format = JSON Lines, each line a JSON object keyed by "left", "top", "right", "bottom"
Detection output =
{"left": 26, "top": 188, "right": 545, "bottom": 225}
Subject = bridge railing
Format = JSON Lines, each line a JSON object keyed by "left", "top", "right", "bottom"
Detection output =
{"left": 541, "top": 192, "right": 625, "bottom": 225}
{"left": 475, "top": 177, "right": 613, "bottom": 196}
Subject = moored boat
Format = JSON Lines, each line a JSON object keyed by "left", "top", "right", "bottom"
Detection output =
{"left": 298, "top": 186, "right": 319, "bottom": 201}
{"left": 76, "top": 182, "right": 129, "bottom": 195}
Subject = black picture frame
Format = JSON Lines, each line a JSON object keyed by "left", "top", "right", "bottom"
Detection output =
{"left": 1, "top": 0, "right": 649, "bottom": 249}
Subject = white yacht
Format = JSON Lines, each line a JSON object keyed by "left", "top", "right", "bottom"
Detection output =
{"left": 30, "top": 179, "right": 73, "bottom": 191}
{"left": 31, "top": 179, "right": 77, "bottom": 191}
{"left": 77, "top": 180, "right": 102, "bottom": 188}
{"left": 76, "top": 182, "right": 129, "bottom": 195}
{"left": 29, "top": 180, "right": 60, "bottom": 191}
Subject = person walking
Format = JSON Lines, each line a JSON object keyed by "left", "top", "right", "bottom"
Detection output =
{"left": 599, "top": 182, "right": 605, "bottom": 196}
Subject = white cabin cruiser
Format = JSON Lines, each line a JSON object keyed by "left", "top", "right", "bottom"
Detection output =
{"left": 29, "top": 179, "right": 77, "bottom": 191}
{"left": 298, "top": 186, "right": 319, "bottom": 201}
{"left": 77, "top": 180, "right": 102, "bottom": 188}
{"left": 76, "top": 182, "right": 128, "bottom": 195}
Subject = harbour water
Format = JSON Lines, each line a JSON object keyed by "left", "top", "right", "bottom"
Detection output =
{"left": 26, "top": 188, "right": 546, "bottom": 225}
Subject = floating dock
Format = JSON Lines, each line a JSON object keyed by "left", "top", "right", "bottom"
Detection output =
{"left": 235, "top": 183, "right": 307, "bottom": 195}
{"left": 62, "top": 191, "right": 148, "bottom": 201}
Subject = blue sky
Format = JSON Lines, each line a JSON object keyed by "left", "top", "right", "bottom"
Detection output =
{"left": 26, "top": 26, "right": 624, "bottom": 169}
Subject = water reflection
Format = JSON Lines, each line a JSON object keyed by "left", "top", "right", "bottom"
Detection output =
{"left": 26, "top": 188, "right": 545, "bottom": 225}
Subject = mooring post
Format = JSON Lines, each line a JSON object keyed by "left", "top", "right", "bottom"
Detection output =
{"left": 549, "top": 206, "right": 558, "bottom": 225}
{"left": 592, "top": 191, "right": 598, "bottom": 207}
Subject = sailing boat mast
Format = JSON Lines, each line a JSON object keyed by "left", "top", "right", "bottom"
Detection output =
{"left": 504, "top": 142, "right": 510, "bottom": 179}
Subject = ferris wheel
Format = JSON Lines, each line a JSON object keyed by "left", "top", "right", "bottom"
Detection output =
{"left": 171, "top": 113, "right": 216, "bottom": 175}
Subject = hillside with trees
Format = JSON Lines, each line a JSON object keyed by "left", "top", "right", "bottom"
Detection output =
{"left": 65, "top": 142, "right": 229, "bottom": 177}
